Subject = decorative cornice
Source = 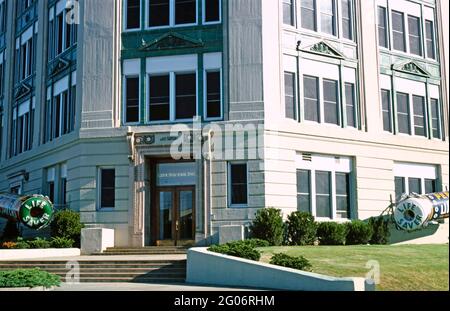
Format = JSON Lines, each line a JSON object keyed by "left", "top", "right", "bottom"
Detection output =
{"left": 14, "top": 83, "right": 31, "bottom": 100}
{"left": 50, "top": 58, "right": 70, "bottom": 77}
{"left": 392, "top": 61, "right": 431, "bottom": 78}
{"left": 135, "top": 134, "right": 156, "bottom": 146}
{"left": 300, "top": 41, "right": 345, "bottom": 59}
{"left": 139, "top": 32, "right": 204, "bottom": 51}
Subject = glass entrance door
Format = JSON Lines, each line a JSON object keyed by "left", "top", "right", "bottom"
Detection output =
{"left": 156, "top": 187, "right": 195, "bottom": 246}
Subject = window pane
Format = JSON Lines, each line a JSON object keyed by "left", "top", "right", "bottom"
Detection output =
{"left": 175, "top": 73, "right": 196, "bottom": 120}
{"left": 149, "top": 75, "right": 170, "bottom": 121}
{"left": 231, "top": 164, "right": 248, "bottom": 205}
{"left": 345, "top": 83, "right": 356, "bottom": 127}
{"left": 381, "top": 89, "right": 392, "bottom": 132}
{"left": 285, "top": 72, "right": 296, "bottom": 119}
{"left": 425, "top": 20, "right": 435, "bottom": 59}
{"left": 425, "top": 179, "right": 436, "bottom": 194}
{"left": 283, "top": 0, "right": 294, "bottom": 26}
{"left": 301, "top": 0, "right": 316, "bottom": 31}
{"left": 297, "top": 170, "right": 311, "bottom": 213}
{"left": 323, "top": 79, "right": 339, "bottom": 125}
{"left": 408, "top": 177, "right": 421, "bottom": 194}
{"left": 320, "top": 0, "right": 335, "bottom": 35}
{"left": 206, "top": 71, "right": 221, "bottom": 119}
{"left": 175, "top": 0, "right": 196, "bottom": 25}
{"left": 205, "top": 0, "right": 220, "bottom": 22}
{"left": 412, "top": 95, "right": 426, "bottom": 137}
{"left": 125, "top": 77, "right": 139, "bottom": 123}
{"left": 395, "top": 176, "right": 405, "bottom": 201}
{"left": 149, "top": 0, "right": 170, "bottom": 27}
{"left": 378, "top": 6, "right": 388, "bottom": 48}
{"left": 303, "top": 75, "right": 319, "bottom": 122}
{"left": 408, "top": 16, "right": 422, "bottom": 56}
{"left": 341, "top": 0, "right": 352, "bottom": 40}
{"left": 126, "top": 0, "right": 141, "bottom": 29}
{"left": 101, "top": 169, "right": 115, "bottom": 208}
{"left": 430, "top": 98, "right": 441, "bottom": 139}
{"left": 315, "top": 171, "right": 331, "bottom": 218}
{"left": 396, "top": 92, "right": 410, "bottom": 134}
{"left": 336, "top": 172, "right": 350, "bottom": 219}
{"left": 392, "top": 11, "right": 406, "bottom": 52}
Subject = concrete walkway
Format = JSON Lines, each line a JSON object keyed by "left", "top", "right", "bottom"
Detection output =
{"left": 54, "top": 282, "right": 263, "bottom": 291}
{"left": 7, "top": 254, "right": 187, "bottom": 261}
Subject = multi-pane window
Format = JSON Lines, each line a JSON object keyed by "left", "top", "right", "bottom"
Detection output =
{"left": 297, "top": 154, "right": 352, "bottom": 219}
{"left": 125, "top": 0, "right": 141, "bottom": 30}
{"left": 0, "top": 0, "right": 6, "bottom": 34}
{"left": 394, "top": 163, "right": 440, "bottom": 201}
{"left": 300, "top": 0, "right": 316, "bottom": 31}
{"left": 46, "top": 167, "right": 56, "bottom": 203}
{"left": 323, "top": 79, "right": 339, "bottom": 125}
{"left": 10, "top": 98, "right": 35, "bottom": 157}
{"left": 124, "top": 76, "right": 140, "bottom": 123}
{"left": 48, "top": 3, "right": 78, "bottom": 60}
{"left": 229, "top": 163, "right": 248, "bottom": 206}
{"left": 391, "top": 11, "right": 406, "bottom": 52}
{"left": 377, "top": 6, "right": 388, "bottom": 48}
{"left": 149, "top": 75, "right": 170, "bottom": 122}
{"left": 205, "top": 71, "right": 221, "bottom": 119}
{"left": 204, "top": 0, "right": 221, "bottom": 23}
{"left": 284, "top": 72, "right": 296, "bottom": 120}
{"left": 17, "top": 0, "right": 34, "bottom": 16}
{"left": 396, "top": 92, "right": 410, "bottom": 134}
{"left": 297, "top": 169, "right": 311, "bottom": 213}
{"left": 44, "top": 73, "right": 77, "bottom": 143}
{"left": 425, "top": 20, "right": 436, "bottom": 60}
{"left": 283, "top": 0, "right": 295, "bottom": 26}
{"left": 381, "top": 89, "right": 392, "bottom": 132}
{"left": 408, "top": 15, "right": 422, "bottom": 56}
{"left": 148, "top": 0, "right": 196, "bottom": 27}
{"left": 320, "top": 0, "right": 336, "bottom": 36}
{"left": 430, "top": 98, "right": 441, "bottom": 139}
{"left": 341, "top": 0, "right": 352, "bottom": 40}
{"left": 100, "top": 168, "right": 115, "bottom": 209}
{"left": 175, "top": 73, "right": 197, "bottom": 120}
{"left": 412, "top": 95, "right": 426, "bottom": 137}
{"left": 303, "top": 75, "right": 320, "bottom": 122}
{"left": 15, "top": 26, "right": 36, "bottom": 82}
{"left": 345, "top": 83, "right": 356, "bottom": 128}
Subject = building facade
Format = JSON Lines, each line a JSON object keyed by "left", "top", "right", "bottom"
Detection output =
{"left": 0, "top": 0, "right": 448, "bottom": 246}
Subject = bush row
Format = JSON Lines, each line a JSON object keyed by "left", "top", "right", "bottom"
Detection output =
{"left": 0, "top": 237, "right": 75, "bottom": 249}
{"left": 208, "top": 239, "right": 312, "bottom": 271}
{"left": 250, "top": 208, "right": 390, "bottom": 246}
{"left": 0, "top": 269, "right": 60, "bottom": 289}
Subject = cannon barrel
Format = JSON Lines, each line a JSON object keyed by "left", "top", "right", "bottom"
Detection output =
{"left": 394, "top": 191, "right": 449, "bottom": 231}
{"left": 0, "top": 193, "right": 54, "bottom": 230}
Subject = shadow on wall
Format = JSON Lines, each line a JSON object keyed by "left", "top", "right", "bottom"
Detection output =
{"left": 0, "top": 218, "right": 51, "bottom": 241}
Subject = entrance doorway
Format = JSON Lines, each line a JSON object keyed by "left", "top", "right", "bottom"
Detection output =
{"left": 155, "top": 187, "right": 195, "bottom": 246}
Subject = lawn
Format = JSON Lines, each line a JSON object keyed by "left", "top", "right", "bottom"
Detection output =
{"left": 258, "top": 244, "right": 449, "bottom": 291}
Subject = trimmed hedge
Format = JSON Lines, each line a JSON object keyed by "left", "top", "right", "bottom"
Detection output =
{"left": 0, "top": 269, "right": 60, "bottom": 288}
{"left": 208, "top": 240, "right": 263, "bottom": 261}
{"left": 317, "top": 222, "right": 347, "bottom": 245}
{"left": 270, "top": 253, "right": 313, "bottom": 272}
{"left": 345, "top": 220, "right": 373, "bottom": 245}
{"left": 250, "top": 208, "right": 284, "bottom": 246}
{"left": 0, "top": 237, "right": 75, "bottom": 249}
{"left": 51, "top": 209, "right": 84, "bottom": 246}
{"left": 285, "top": 212, "right": 317, "bottom": 246}
{"left": 368, "top": 217, "right": 391, "bottom": 245}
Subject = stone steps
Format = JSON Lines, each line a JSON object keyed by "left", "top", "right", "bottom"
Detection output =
{"left": 99, "top": 247, "right": 189, "bottom": 255}
{"left": 0, "top": 259, "right": 187, "bottom": 283}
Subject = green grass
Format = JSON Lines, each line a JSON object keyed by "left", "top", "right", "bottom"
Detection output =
{"left": 258, "top": 244, "right": 449, "bottom": 291}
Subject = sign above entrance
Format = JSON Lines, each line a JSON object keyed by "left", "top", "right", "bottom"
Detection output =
{"left": 156, "top": 162, "right": 196, "bottom": 187}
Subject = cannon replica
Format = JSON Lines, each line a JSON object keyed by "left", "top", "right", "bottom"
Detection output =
{"left": 0, "top": 193, "right": 54, "bottom": 230}
{"left": 393, "top": 191, "right": 449, "bottom": 231}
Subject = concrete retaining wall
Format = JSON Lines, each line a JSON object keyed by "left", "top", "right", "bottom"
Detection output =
{"left": 0, "top": 249, "right": 80, "bottom": 261}
{"left": 187, "top": 248, "right": 374, "bottom": 291}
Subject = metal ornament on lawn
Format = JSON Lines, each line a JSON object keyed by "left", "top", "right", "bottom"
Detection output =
{"left": 0, "top": 193, "right": 54, "bottom": 230}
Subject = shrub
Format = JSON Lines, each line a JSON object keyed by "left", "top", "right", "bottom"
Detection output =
{"left": 0, "top": 269, "right": 60, "bottom": 288}
{"left": 51, "top": 209, "right": 84, "bottom": 245}
{"left": 285, "top": 212, "right": 318, "bottom": 246}
{"left": 238, "top": 239, "right": 270, "bottom": 248}
{"left": 368, "top": 217, "right": 391, "bottom": 245}
{"left": 1, "top": 241, "right": 18, "bottom": 249}
{"left": 14, "top": 237, "right": 30, "bottom": 249}
{"left": 50, "top": 237, "right": 75, "bottom": 248}
{"left": 270, "top": 253, "right": 313, "bottom": 272}
{"left": 345, "top": 220, "right": 373, "bottom": 245}
{"left": 1, "top": 220, "right": 20, "bottom": 241}
{"left": 27, "top": 237, "right": 52, "bottom": 249}
{"left": 250, "top": 208, "right": 284, "bottom": 246}
{"left": 317, "top": 222, "right": 347, "bottom": 245}
{"left": 208, "top": 241, "right": 261, "bottom": 261}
